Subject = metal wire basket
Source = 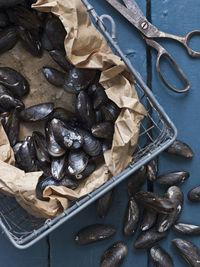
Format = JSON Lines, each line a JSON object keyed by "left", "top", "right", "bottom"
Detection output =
{"left": 0, "top": 0, "right": 177, "bottom": 249}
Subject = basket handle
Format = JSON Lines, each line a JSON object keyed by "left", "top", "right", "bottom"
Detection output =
{"left": 99, "top": 14, "right": 117, "bottom": 41}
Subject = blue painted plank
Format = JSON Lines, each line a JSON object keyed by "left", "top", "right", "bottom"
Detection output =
{"left": 151, "top": 0, "right": 200, "bottom": 266}
{"left": 50, "top": 1, "right": 148, "bottom": 267}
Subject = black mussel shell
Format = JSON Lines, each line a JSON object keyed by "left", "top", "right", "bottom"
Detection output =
{"left": 36, "top": 174, "right": 58, "bottom": 201}
{"left": 74, "top": 162, "right": 95, "bottom": 180}
{"left": 165, "top": 140, "right": 194, "bottom": 158}
{"left": 88, "top": 83, "right": 108, "bottom": 109}
{"left": 0, "top": 67, "right": 29, "bottom": 97}
{"left": 173, "top": 223, "right": 200, "bottom": 236}
{"left": 0, "top": 0, "right": 23, "bottom": 8}
{"left": 156, "top": 186, "right": 183, "bottom": 233}
{"left": 0, "top": 111, "right": 10, "bottom": 126}
{"left": 42, "top": 67, "right": 66, "bottom": 87}
{"left": 134, "top": 227, "right": 169, "bottom": 249}
{"left": 77, "top": 91, "right": 95, "bottom": 129}
{"left": 128, "top": 165, "right": 147, "bottom": 196}
{"left": 20, "top": 103, "right": 54, "bottom": 122}
{"left": 157, "top": 171, "right": 190, "bottom": 186}
{"left": 18, "top": 27, "right": 42, "bottom": 57}
{"left": 16, "top": 136, "right": 37, "bottom": 172}
{"left": 95, "top": 109, "right": 103, "bottom": 124}
{"left": 7, "top": 6, "right": 42, "bottom": 31}
{"left": 45, "top": 16, "right": 66, "bottom": 50}
{"left": 0, "top": 11, "right": 10, "bottom": 28}
{"left": 101, "top": 242, "right": 127, "bottom": 267}
{"left": 50, "top": 107, "right": 74, "bottom": 123}
{"left": 123, "top": 197, "right": 139, "bottom": 237}
{"left": 45, "top": 120, "right": 66, "bottom": 157}
{"left": 150, "top": 245, "right": 174, "bottom": 267}
{"left": 68, "top": 150, "right": 89, "bottom": 176}
{"left": 36, "top": 159, "right": 51, "bottom": 176}
{"left": 40, "top": 30, "right": 53, "bottom": 51}
{"left": 32, "top": 131, "right": 51, "bottom": 165}
{"left": 147, "top": 157, "right": 158, "bottom": 181}
{"left": 101, "top": 100, "right": 120, "bottom": 122}
{"left": 140, "top": 208, "right": 157, "bottom": 231}
{"left": 4, "top": 109, "right": 20, "bottom": 146}
{"left": 172, "top": 238, "right": 200, "bottom": 266}
{"left": 52, "top": 118, "right": 83, "bottom": 150}
{"left": 135, "top": 191, "right": 175, "bottom": 214}
{"left": 59, "top": 176, "right": 79, "bottom": 190}
{"left": 91, "top": 121, "right": 114, "bottom": 140}
{"left": 0, "top": 85, "right": 24, "bottom": 112}
{"left": 95, "top": 189, "right": 114, "bottom": 218}
{"left": 49, "top": 49, "right": 73, "bottom": 71}
{"left": 0, "top": 27, "right": 18, "bottom": 54}
{"left": 75, "top": 224, "right": 116, "bottom": 245}
{"left": 12, "top": 141, "right": 23, "bottom": 154}
{"left": 188, "top": 185, "right": 200, "bottom": 202}
{"left": 51, "top": 155, "right": 66, "bottom": 181}
{"left": 102, "top": 140, "right": 112, "bottom": 153}
{"left": 77, "top": 128, "right": 101, "bottom": 157}
{"left": 64, "top": 67, "right": 97, "bottom": 94}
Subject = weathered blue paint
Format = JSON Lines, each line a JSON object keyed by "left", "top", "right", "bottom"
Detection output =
{"left": 0, "top": 0, "right": 200, "bottom": 266}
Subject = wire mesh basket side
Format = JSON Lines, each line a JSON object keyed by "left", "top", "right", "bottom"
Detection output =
{"left": 0, "top": 0, "right": 177, "bottom": 249}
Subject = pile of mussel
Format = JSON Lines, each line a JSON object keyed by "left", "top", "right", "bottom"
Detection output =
{"left": 73, "top": 140, "right": 200, "bottom": 266}
{"left": 0, "top": 0, "right": 121, "bottom": 201}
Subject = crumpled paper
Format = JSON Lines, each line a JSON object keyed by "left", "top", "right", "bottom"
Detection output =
{"left": 0, "top": 0, "right": 146, "bottom": 218}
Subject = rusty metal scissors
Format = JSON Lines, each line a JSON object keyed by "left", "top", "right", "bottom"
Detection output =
{"left": 106, "top": 0, "right": 200, "bottom": 93}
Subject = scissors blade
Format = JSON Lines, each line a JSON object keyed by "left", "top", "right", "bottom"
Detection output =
{"left": 122, "top": 0, "right": 146, "bottom": 21}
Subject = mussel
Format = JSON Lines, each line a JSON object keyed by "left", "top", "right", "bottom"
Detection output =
{"left": 0, "top": 11, "right": 10, "bottom": 28}
{"left": 74, "top": 162, "right": 96, "bottom": 180}
{"left": 59, "top": 176, "right": 79, "bottom": 190}
{"left": 50, "top": 107, "right": 74, "bottom": 123}
{"left": 68, "top": 150, "right": 89, "bottom": 176}
{"left": 42, "top": 67, "right": 66, "bottom": 87}
{"left": 51, "top": 119, "right": 84, "bottom": 150}
{"left": 0, "top": 85, "right": 24, "bottom": 112}
{"left": 150, "top": 245, "right": 174, "bottom": 267}
{"left": 40, "top": 30, "right": 53, "bottom": 51}
{"left": 135, "top": 191, "right": 175, "bottom": 214}
{"left": 49, "top": 49, "right": 73, "bottom": 71}
{"left": 156, "top": 186, "right": 183, "bottom": 232}
{"left": 95, "top": 109, "right": 103, "bottom": 124}
{"left": 4, "top": 109, "right": 20, "bottom": 146}
{"left": 75, "top": 224, "right": 116, "bottom": 245}
{"left": 36, "top": 174, "right": 58, "bottom": 201}
{"left": 173, "top": 223, "right": 200, "bottom": 236}
{"left": 45, "top": 120, "right": 66, "bottom": 157}
{"left": 101, "top": 100, "right": 120, "bottom": 122}
{"left": 0, "top": 67, "right": 29, "bottom": 97}
{"left": 147, "top": 157, "right": 158, "bottom": 181}
{"left": 20, "top": 103, "right": 54, "bottom": 122}
{"left": 95, "top": 189, "right": 114, "bottom": 218}
{"left": 77, "top": 91, "right": 95, "bottom": 129}
{"left": 101, "top": 242, "right": 128, "bottom": 267}
{"left": 172, "top": 238, "right": 200, "bottom": 267}
{"left": 165, "top": 140, "right": 194, "bottom": 158}
{"left": 123, "top": 197, "right": 139, "bottom": 237}
{"left": 44, "top": 15, "right": 67, "bottom": 50}
{"left": 51, "top": 155, "right": 66, "bottom": 181}
{"left": 91, "top": 121, "right": 114, "bottom": 140}
{"left": 127, "top": 165, "right": 147, "bottom": 196}
{"left": 140, "top": 208, "right": 157, "bottom": 231}
{"left": 134, "top": 227, "right": 169, "bottom": 249}
{"left": 156, "top": 171, "right": 190, "bottom": 186}
{"left": 0, "top": 27, "right": 18, "bottom": 54}
{"left": 188, "top": 185, "right": 200, "bottom": 202}
{"left": 87, "top": 83, "right": 108, "bottom": 109}
{"left": 32, "top": 131, "right": 51, "bottom": 165}
{"left": 64, "top": 67, "right": 97, "bottom": 94}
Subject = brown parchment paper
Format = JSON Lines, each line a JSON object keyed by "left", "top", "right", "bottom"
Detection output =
{"left": 0, "top": 0, "right": 146, "bottom": 218}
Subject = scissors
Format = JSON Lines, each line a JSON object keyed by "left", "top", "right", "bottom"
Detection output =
{"left": 106, "top": 0, "right": 200, "bottom": 93}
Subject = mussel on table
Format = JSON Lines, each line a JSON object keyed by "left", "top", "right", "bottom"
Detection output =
{"left": 188, "top": 185, "right": 200, "bottom": 202}
{"left": 0, "top": 67, "right": 29, "bottom": 97}
{"left": 95, "top": 189, "right": 114, "bottom": 218}
{"left": 45, "top": 120, "right": 66, "bottom": 157}
{"left": 42, "top": 67, "right": 66, "bottom": 87}
{"left": 0, "top": 27, "right": 18, "bottom": 54}
{"left": 165, "top": 139, "right": 194, "bottom": 158}
{"left": 156, "top": 171, "right": 190, "bottom": 186}
{"left": 91, "top": 121, "right": 114, "bottom": 140}
{"left": 49, "top": 49, "right": 73, "bottom": 71}
{"left": 101, "top": 242, "right": 128, "bottom": 267}
{"left": 64, "top": 67, "right": 97, "bottom": 94}
{"left": 101, "top": 100, "right": 121, "bottom": 122}
{"left": 51, "top": 118, "right": 84, "bottom": 150}
{"left": 4, "top": 109, "right": 20, "bottom": 146}
{"left": 20, "top": 103, "right": 54, "bottom": 122}
{"left": 68, "top": 149, "right": 89, "bottom": 176}
{"left": 51, "top": 155, "right": 66, "bottom": 181}
{"left": 150, "top": 245, "right": 174, "bottom": 267}
{"left": 0, "top": 85, "right": 24, "bottom": 112}
{"left": 77, "top": 91, "right": 95, "bottom": 129}
{"left": 17, "top": 26, "right": 42, "bottom": 57}
{"left": 32, "top": 131, "right": 51, "bottom": 165}
{"left": 123, "top": 197, "right": 139, "bottom": 237}
{"left": 147, "top": 157, "right": 158, "bottom": 181}
{"left": 173, "top": 223, "right": 200, "bottom": 236}
{"left": 75, "top": 224, "right": 116, "bottom": 245}
{"left": 140, "top": 208, "right": 157, "bottom": 231}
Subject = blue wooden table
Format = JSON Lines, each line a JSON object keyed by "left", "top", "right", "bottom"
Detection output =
{"left": 1, "top": 0, "right": 200, "bottom": 266}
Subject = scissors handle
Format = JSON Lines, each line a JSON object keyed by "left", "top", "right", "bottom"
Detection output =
{"left": 145, "top": 38, "right": 190, "bottom": 93}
